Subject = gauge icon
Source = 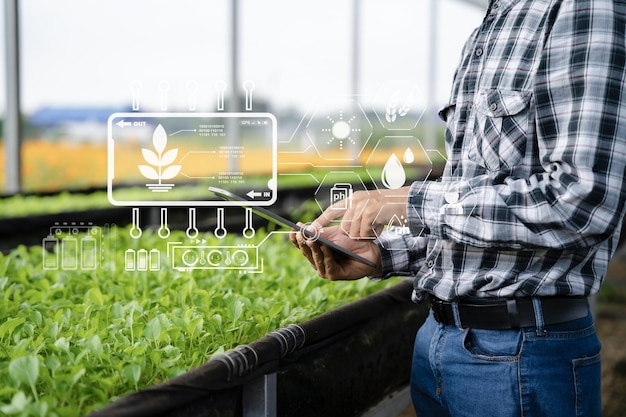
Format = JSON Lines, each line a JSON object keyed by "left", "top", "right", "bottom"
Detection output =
{"left": 208, "top": 250, "right": 223, "bottom": 266}
{"left": 181, "top": 249, "right": 199, "bottom": 266}
{"left": 171, "top": 245, "right": 259, "bottom": 271}
{"left": 232, "top": 250, "right": 249, "bottom": 266}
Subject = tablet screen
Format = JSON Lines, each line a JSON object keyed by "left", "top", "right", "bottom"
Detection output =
{"left": 209, "top": 187, "right": 377, "bottom": 268}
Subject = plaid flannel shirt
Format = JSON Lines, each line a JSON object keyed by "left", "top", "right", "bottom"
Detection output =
{"left": 375, "top": 0, "right": 626, "bottom": 301}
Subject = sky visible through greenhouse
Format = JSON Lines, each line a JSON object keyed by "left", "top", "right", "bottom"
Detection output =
{"left": 0, "top": 0, "right": 484, "bottom": 114}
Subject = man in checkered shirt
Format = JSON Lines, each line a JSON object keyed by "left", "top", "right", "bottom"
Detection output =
{"left": 292, "top": 0, "right": 626, "bottom": 415}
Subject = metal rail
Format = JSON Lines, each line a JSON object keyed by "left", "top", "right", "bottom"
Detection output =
{"left": 3, "top": 0, "right": 22, "bottom": 194}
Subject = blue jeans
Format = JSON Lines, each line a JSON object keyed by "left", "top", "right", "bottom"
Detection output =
{"left": 411, "top": 306, "right": 602, "bottom": 417}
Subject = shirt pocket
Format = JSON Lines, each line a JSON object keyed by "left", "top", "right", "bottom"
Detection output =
{"left": 471, "top": 89, "right": 532, "bottom": 173}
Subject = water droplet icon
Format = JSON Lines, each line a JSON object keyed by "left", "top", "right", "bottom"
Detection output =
{"left": 403, "top": 147, "right": 415, "bottom": 164}
{"left": 381, "top": 153, "right": 406, "bottom": 189}
{"left": 388, "top": 214, "right": 403, "bottom": 228}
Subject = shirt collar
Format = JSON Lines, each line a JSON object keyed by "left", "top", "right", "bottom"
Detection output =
{"left": 486, "top": 0, "right": 519, "bottom": 18}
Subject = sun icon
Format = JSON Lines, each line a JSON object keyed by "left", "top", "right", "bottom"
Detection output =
{"left": 321, "top": 111, "right": 360, "bottom": 150}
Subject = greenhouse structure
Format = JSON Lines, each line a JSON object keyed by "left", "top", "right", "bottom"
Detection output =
{"left": 27, "top": 2, "right": 626, "bottom": 417}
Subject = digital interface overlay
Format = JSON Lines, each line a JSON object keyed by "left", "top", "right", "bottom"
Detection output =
{"left": 40, "top": 79, "right": 445, "bottom": 272}
{"left": 107, "top": 112, "right": 277, "bottom": 207}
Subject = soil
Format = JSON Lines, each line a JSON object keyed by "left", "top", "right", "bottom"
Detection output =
{"left": 397, "top": 247, "right": 626, "bottom": 417}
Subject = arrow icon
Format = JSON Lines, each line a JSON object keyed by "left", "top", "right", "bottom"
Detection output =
{"left": 116, "top": 120, "right": 132, "bottom": 128}
{"left": 246, "top": 190, "right": 263, "bottom": 199}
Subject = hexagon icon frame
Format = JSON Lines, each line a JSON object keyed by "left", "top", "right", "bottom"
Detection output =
{"left": 373, "top": 80, "right": 424, "bottom": 131}
{"left": 372, "top": 201, "right": 422, "bottom": 251}
{"left": 305, "top": 97, "right": 373, "bottom": 162}
{"left": 314, "top": 170, "right": 372, "bottom": 239}
{"left": 365, "top": 135, "right": 433, "bottom": 193}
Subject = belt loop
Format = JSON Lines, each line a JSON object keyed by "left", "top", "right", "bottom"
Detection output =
{"left": 451, "top": 301, "right": 463, "bottom": 329}
{"left": 532, "top": 297, "right": 546, "bottom": 336}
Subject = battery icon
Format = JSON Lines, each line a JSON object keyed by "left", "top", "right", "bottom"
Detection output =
{"left": 42, "top": 235, "right": 59, "bottom": 270}
{"left": 137, "top": 249, "right": 148, "bottom": 271}
{"left": 149, "top": 249, "right": 160, "bottom": 271}
{"left": 62, "top": 235, "right": 78, "bottom": 270}
{"left": 125, "top": 249, "right": 136, "bottom": 271}
{"left": 81, "top": 234, "right": 97, "bottom": 270}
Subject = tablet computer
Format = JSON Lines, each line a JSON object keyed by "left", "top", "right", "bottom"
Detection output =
{"left": 209, "top": 186, "right": 377, "bottom": 268}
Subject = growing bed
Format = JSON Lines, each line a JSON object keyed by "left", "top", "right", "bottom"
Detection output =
{"left": 0, "top": 225, "right": 424, "bottom": 417}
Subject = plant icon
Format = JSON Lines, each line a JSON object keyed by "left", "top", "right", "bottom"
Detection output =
{"left": 139, "top": 124, "right": 181, "bottom": 192}
{"left": 385, "top": 90, "right": 414, "bottom": 123}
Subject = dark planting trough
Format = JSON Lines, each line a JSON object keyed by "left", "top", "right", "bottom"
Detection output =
{"left": 86, "top": 279, "right": 427, "bottom": 417}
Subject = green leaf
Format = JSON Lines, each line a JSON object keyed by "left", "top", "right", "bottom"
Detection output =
{"left": 186, "top": 317, "right": 203, "bottom": 336}
{"left": 8, "top": 355, "right": 40, "bottom": 400}
{"left": 85, "top": 335, "right": 102, "bottom": 356}
{"left": 269, "top": 302, "right": 286, "bottom": 318}
{"left": 229, "top": 299, "right": 243, "bottom": 323}
{"left": 86, "top": 287, "right": 104, "bottom": 307}
{"left": 70, "top": 368, "right": 86, "bottom": 389}
{"left": 54, "top": 337, "right": 70, "bottom": 352}
{"left": 0, "top": 316, "right": 26, "bottom": 339}
{"left": 44, "top": 356, "right": 61, "bottom": 373}
{"left": 8, "top": 355, "right": 39, "bottom": 387}
{"left": 0, "top": 391, "right": 30, "bottom": 415}
{"left": 122, "top": 364, "right": 141, "bottom": 387}
{"left": 145, "top": 317, "right": 162, "bottom": 341}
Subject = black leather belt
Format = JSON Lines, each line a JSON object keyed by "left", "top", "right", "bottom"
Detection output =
{"left": 429, "top": 296, "right": 589, "bottom": 330}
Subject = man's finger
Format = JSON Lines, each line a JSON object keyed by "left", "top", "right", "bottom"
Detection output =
{"left": 320, "top": 244, "right": 341, "bottom": 281}
{"left": 306, "top": 239, "right": 327, "bottom": 278}
{"left": 289, "top": 229, "right": 301, "bottom": 248}
{"left": 317, "top": 200, "right": 349, "bottom": 228}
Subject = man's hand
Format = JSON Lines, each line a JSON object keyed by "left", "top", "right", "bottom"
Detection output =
{"left": 289, "top": 224, "right": 382, "bottom": 280}
{"left": 318, "top": 186, "right": 411, "bottom": 239}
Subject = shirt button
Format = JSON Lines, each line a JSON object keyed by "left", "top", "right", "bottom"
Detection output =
{"left": 489, "top": 102, "right": 497, "bottom": 111}
{"left": 475, "top": 48, "right": 483, "bottom": 57}
{"left": 427, "top": 260, "right": 434, "bottom": 268}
